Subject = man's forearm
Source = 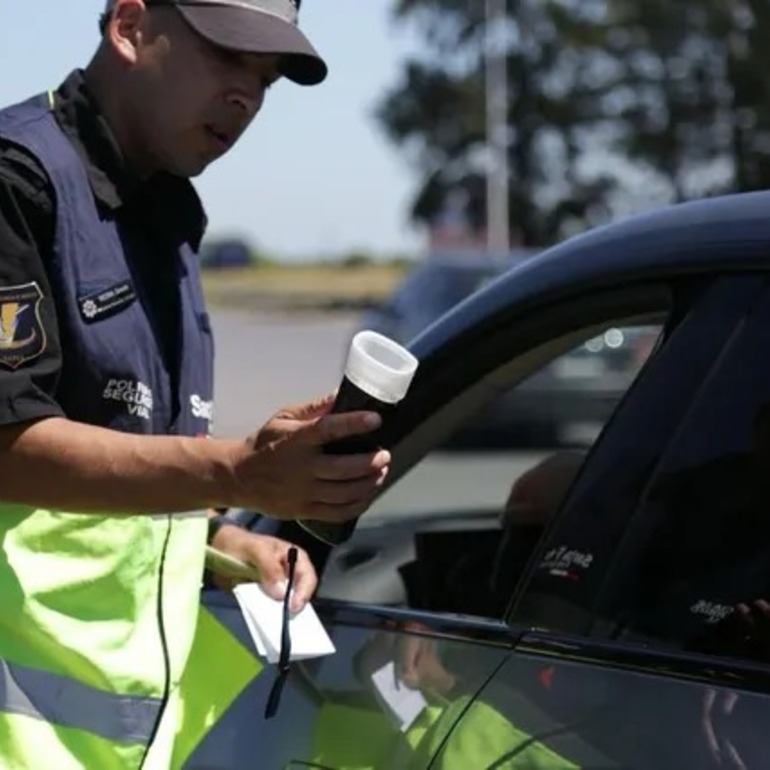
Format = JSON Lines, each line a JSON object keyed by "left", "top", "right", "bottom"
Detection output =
{"left": 0, "top": 417, "right": 239, "bottom": 514}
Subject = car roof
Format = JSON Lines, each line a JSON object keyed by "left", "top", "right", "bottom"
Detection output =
{"left": 411, "top": 191, "right": 770, "bottom": 355}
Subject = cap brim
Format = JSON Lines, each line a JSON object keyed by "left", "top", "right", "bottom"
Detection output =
{"left": 177, "top": 5, "right": 328, "bottom": 86}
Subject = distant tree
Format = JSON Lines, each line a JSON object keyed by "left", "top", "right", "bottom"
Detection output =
{"left": 377, "top": 0, "right": 770, "bottom": 246}
{"left": 377, "top": 0, "right": 623, "bottom": 246}
{"left": 341, "top": 250, "right": 375, "bottom": 268}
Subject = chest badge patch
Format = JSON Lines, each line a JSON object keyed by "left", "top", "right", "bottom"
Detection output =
{"left": 0, "top": 282, "right": 45, "bottom": 370}
{"left": 78, "top": 280, "right": 137, "bottom": 324}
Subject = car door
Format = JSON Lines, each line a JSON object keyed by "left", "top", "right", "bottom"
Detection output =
{"left": 439, "top": 273, "right": 770, "bottom": 769}
{"left": 187, "top": 595, "right": 516, "bottom": 769}
{"left": 445, "top": 634, "right": 770, "bottom": 770}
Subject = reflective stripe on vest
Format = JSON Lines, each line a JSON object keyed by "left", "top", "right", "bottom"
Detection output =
{"left": 0, "top": 658, "right": 162, "bottom": 744}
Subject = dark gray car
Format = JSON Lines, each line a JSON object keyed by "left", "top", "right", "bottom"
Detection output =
{"left": 190, "top": 190, "right": 770, "bottom": 769}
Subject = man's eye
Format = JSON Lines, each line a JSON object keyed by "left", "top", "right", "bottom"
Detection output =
{"left": 218, "top": 49, "right": 243, "bottom": 67}
{"left": 204, "top": 39, "right": 242, "bottom": 68}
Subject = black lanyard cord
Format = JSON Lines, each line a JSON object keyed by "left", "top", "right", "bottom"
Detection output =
{"left": 264, "top": 546, "right": 298, "bottom": 719}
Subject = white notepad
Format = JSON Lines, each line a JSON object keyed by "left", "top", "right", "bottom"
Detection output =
{"left": 370, "top": 661, "right": 429, "bottom": 732}
{"left": 233, "top": 582, "right": 336, "bottom": 664}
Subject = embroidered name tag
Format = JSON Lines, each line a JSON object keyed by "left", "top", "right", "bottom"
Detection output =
{"left": 78, "top": 281, "right": 137, "bottom": 323}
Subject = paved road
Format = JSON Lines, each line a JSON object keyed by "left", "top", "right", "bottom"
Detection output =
{"left": 210, "top": 309, "right": 357, "bottom": 439}
{"left": 210, "top": 309, "right": 548, "bottom": 523}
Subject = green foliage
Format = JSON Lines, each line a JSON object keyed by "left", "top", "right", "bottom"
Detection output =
{"left": 249, "top": 250, "right": 278, "bottom": 268}
{"left": 377, "top": 0, "right": 770, "bottom": 246}
{"left": 341, "top": 251, "right": 375, "bottom": 268}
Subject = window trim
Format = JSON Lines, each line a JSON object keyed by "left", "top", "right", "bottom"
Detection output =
{"left": 517, "top": 629, "right": 770, "bottom": 696}
{"left": 384, "top": 282, "right": 671, "bottom": 490}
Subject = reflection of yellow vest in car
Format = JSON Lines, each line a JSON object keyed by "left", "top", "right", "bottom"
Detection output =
{"left": 310, "top": 693, "right": 577, "bottom": 770}
{"left": 309, "top": 698, "right": 444, "bottom": 770}
{"left": 0, "top": 505, "right": 259, "bottom": 770}
{"left": 411, "top": 696, "right": 580, "bottom": 769}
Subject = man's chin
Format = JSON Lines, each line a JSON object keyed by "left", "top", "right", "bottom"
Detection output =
{"left": 169, "top": 157, "right": 212, "bottom": 179}
{"left": 187, "top": 164, "right": 209, "bottom": 179}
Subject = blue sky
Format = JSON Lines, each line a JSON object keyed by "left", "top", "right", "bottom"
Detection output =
{"left": 0, "top": 2, "right": 424, "bottom": 260}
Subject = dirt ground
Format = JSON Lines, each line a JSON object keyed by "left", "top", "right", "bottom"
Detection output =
{"left": 201, "top": 263, "right": 408, "bottom": 312}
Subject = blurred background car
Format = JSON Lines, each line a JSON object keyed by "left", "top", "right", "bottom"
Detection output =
{"left": 360, "top": 251, "right": 659, "bottom": 448}
{"left": 200, "top": 238, "right": 253, "bottom": 269}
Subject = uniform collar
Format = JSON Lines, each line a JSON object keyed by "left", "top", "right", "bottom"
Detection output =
{"left": 52, "top": 69, "right": 207, "bottom": 249}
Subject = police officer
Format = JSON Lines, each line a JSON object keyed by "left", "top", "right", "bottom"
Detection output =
{"left": 0, "top": 1, "right": 391, "bottom": 768}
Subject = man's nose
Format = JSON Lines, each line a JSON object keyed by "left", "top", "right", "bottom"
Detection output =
{"left": 227, "top": 67, "right": 268, "bottom": 115}
{"left": 227, "top": 87, "right": 262, "bottom": 116}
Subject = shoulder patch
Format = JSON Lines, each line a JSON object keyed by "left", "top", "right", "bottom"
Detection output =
{"left": 0, "top": 282, "right": 46, "bottom": 370}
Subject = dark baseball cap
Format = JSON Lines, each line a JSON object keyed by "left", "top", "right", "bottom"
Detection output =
{"left": 104, "top": 0, "right": 327, "bottom": 86}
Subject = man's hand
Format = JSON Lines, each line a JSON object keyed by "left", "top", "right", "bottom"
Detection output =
{"left": 394, "top": 621, "right": 457, "bottom": 697}
{"left": 396, "top": 634, "right": 457, "bottom": 696}
{"left": 226, "top": 393, "right": 391, "bottom": 523}
{"left": 0, "top": 394, "right": 390, "bottom": 519}
{"left": 696, "top": 599, "right": 770, "bottom": 663}
{"left": 210, "top": 524, "right": 317, "bottom": 613}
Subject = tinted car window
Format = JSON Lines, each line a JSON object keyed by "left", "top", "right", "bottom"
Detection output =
{"left": 508, "top": 274, "right": 770, "bottom": 655}
{"left": 585, "top": 277, "right": 770, "bottom": 664}
{"left": 319, "top": 319, "right": 663, "bottom": 622}
{"left": 510, "top": 275, "right": 768, "bottom": 635}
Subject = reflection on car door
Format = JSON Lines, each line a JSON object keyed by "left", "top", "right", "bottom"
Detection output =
{"left": 436, "top": 635, "right": 770, "bottom": 770}
{"left": 186, "top": 596, "right": 513, "bottom": 769}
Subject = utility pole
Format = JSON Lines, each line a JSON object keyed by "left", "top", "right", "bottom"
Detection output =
{"left": 485, "top": 0, "right": 510, "bottom": 255}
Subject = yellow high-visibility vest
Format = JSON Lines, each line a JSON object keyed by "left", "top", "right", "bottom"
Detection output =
{"left": 0, "top": 504, "right": 245, "bottom": 769}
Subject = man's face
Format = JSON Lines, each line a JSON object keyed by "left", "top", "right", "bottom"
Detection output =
{"left": 110, "top": 4, "right": 280, "bottom": 177}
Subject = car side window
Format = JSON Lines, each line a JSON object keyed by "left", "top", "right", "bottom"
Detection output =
{"left": 508, "top": 275, "right": 770, "bottom": 638}
{"left": 576, "top": 278, "right": 770, "bottom": 665}
{"left": 318, "top": 321, "right": 663, "bottom": 621}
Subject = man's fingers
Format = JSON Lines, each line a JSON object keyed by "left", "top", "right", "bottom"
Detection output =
{"left": 315, "top": 450, "right": 391, "bottom": 481}
{"left": 272, "top": 393, "right": 336, "bottom": 423}
{"left": 253, "top": 555, "right": 285, "bottom": 594}
{"left": 290, "top": 551, "right": 318, "bottom": 613}
{"left": 751, "top": 599, "right": 770, "bottom": 636}
{"left": 753, "top": 599, "right": 770, "bottom": 616}
{"left": 254, "top": 545, "right": 318, "bottom": 614}
{"left": 304, "top": 499, "right": 377, "bottom": 523}
{"left": 311, "top": 474, "right": 387, "bottom": 506}
{"left": 304, "top": 411, "right": 382, "bottom": 447}
{"left": 301, "top": 467, "right": 389, "bottom": 519}
{"left": 291, "top": 393, "right": 337, "bottom": 421}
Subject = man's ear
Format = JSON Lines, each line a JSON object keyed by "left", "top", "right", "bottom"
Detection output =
{"left": 105, "top": 0, "right": 148, "bottom": 65}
